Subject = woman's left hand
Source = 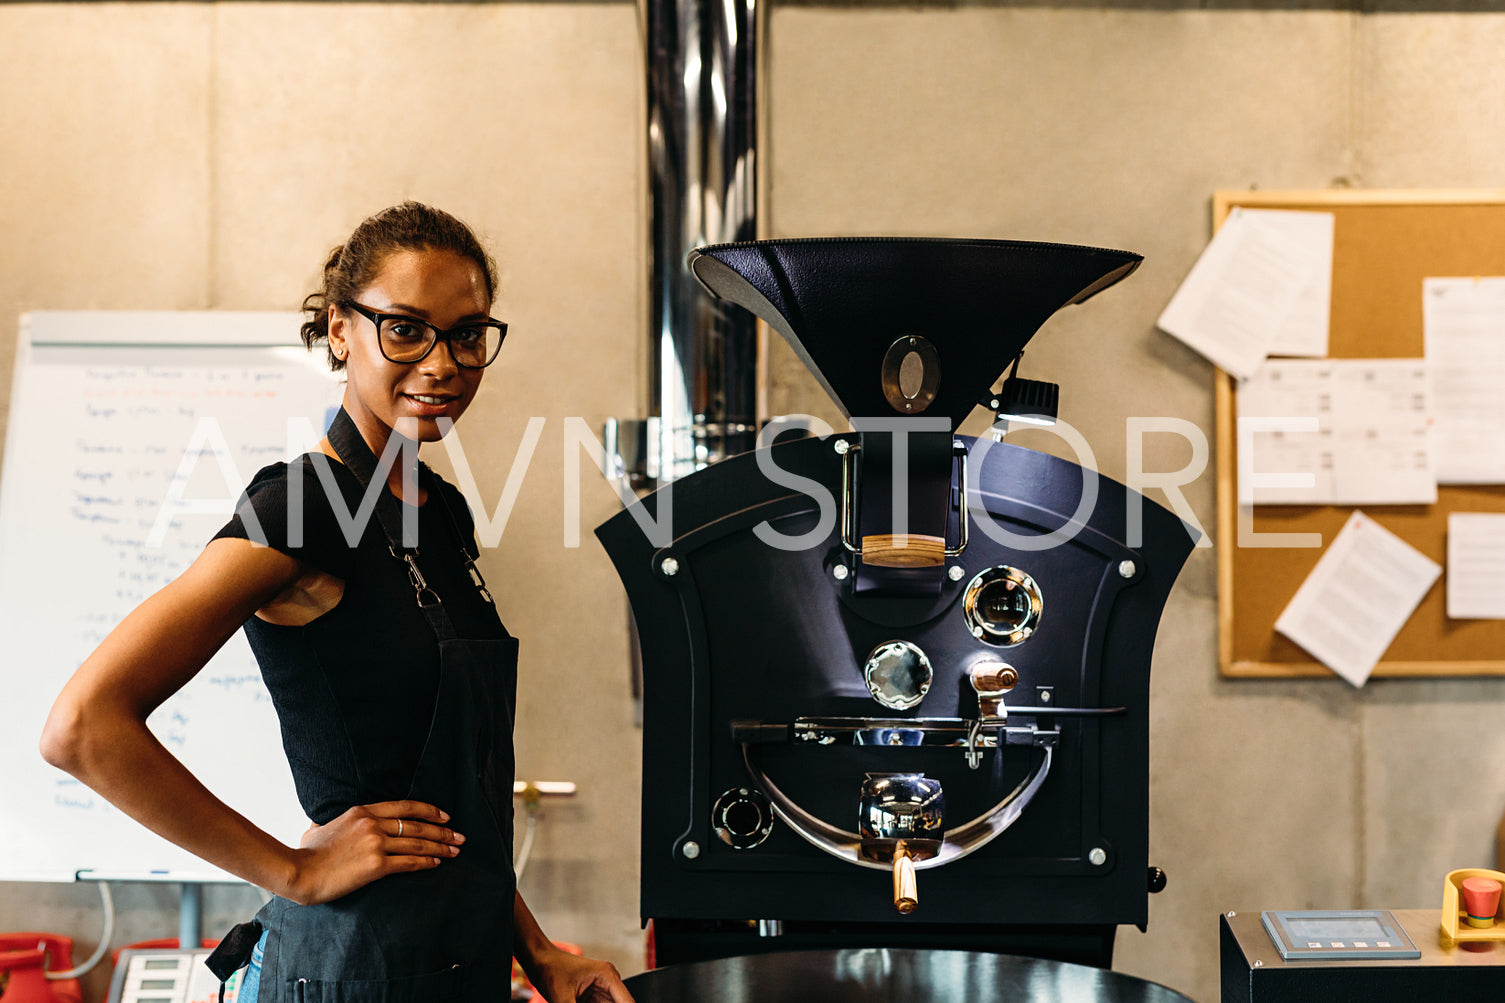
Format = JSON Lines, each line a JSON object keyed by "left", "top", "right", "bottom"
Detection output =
{"left": 526, "top": 945, "right": 635, "bottom": 1003}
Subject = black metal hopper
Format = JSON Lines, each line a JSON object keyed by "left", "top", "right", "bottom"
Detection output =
{"left": 687, "top": 237, "right": 1142, "bottom": 428}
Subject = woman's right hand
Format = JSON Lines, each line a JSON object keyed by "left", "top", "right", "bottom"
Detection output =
{"left": 284, "top": 800, "right": 465, "bottom": 905}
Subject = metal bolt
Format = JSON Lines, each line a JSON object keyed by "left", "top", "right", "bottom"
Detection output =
{"left": 1039, "top": 689, "right": 1052, "bottom": 703}
{"left": 682, "top": 841, "right": 700, "bottom": 859}
{"left": 1088, "top": 847, "right": 1107, "bottom": 866}
{"left": 1253, "top": 961, "right": 1263, "bottom": 969}
{"left": 1227, "top": 911, "right": 1237, "bottom": 918}
{"left": 832, "top": 564, "right": 850, "bottom": 581}
{"left": 834, "top": 439, "right": 851, "bottom": 455}
{"left": 660, "top": 557, "right": 680, "bottom": 577}
{"left": 947, "top": 565, "right": 965, "bottom": 582}
{"left": 990, "top": 398, "right": 1000, "bottom": 409}
{"left": 1118, "top": 560, "right": 1137, "bottom": 579}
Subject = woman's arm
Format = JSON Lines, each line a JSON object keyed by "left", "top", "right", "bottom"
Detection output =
{"left": 40, "top": 537, "right": 462, "bottom": 904}
{"left": 513, "top": 891, "right": 635, "bottom": 1003}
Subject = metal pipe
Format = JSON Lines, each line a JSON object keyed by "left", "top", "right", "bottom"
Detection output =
{"left": 638, "top": 0, "right": 760, "bottom": 487}
{"left": 178, "top": 881, "right": 202, "bottom": 951}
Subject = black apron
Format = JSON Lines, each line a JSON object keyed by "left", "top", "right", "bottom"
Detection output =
{"left": 218, "top": 409, "right": 518, "bottom": 1002}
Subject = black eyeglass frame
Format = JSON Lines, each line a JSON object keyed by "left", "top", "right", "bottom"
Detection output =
{"left": 343, "top": 301, "right": 509, "bottom": 369}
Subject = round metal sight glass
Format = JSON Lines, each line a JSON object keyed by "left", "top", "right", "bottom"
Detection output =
{"left": 880, "top": 335, "right": 940, "bottom": 414}
{"left": 963, "top": 566, "right": 1043, "bottom": 646}
{"left": 863, "top": 640, "right": 933, "bottom": 710}
{"left": 711, "top": 787, "right": 775, "bottom": 850}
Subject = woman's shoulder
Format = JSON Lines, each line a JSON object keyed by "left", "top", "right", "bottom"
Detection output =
{"left": 234, "top": 453, "right": 363, "bottom": 513}
{"left": 238, "top": 451, "right": 347, "bottom": 486}
{"left": 211, "top": 454, "right": 370, "bottom": 575}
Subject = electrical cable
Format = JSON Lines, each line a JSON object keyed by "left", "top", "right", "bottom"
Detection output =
{"left": 46, "top": 880, "right": 114, "bottom": 981}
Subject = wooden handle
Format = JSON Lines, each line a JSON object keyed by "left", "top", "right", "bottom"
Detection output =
{"left": 861, "top": 533, "right": 945, "bottom": 569}
{"left": 893, "top": 846, "right": 918, "bottom": 914}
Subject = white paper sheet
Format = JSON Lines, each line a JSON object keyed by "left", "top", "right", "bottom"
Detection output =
{"left": 1263, "top": 211, "right": 1333, "bottom": 358}
{"left": 1422, "top": 277, "right": 1505, "bottom": 484}
{"left": 1275, "top": 510, "right": 1442, "bottom": 686}
{"left": 1236, "top": 358, "right": 1435, "bottom": 506}
{"left": 1157, "top": 208, "right": 1334, "bottom": 378}
{"left": 1446, "top": 513, "right": 1505, "bottom": 619}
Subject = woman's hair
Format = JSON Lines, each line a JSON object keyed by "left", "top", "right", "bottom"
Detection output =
{"left": 300, "top": 201, "right": 499, "bottom": 371}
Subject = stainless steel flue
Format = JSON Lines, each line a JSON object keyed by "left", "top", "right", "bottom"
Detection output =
{"left": 624, "top": 0, "right": 761, "bottom": 489}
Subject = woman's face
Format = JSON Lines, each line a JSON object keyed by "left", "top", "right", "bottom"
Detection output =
{"left": 328, "top": 248, "right": 491, "bottom": 448}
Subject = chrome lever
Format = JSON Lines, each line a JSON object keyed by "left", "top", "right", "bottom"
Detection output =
{"left": 964, "top": 718, "right": 985, "bottom": 770}
{"left": 965, "top": 660, "right": 1019, "bottom": 769}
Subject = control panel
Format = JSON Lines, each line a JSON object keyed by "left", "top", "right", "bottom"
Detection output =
{"left": 1261, "top": 909, "right": 1421, "bottom": 961}
{"left": 106, "top": 948, "right": 239, "bottom": 1003}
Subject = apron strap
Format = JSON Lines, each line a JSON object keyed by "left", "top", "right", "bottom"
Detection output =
{"left": 427, "top": 473, "right": 495, "bottom": 608}
{"left": 325, "top": 407, "right": 459, "bottom": 640}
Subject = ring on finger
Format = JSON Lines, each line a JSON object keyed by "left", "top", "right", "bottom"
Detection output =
{"left": 397, "top": 819, "right": 404, "bottom": 838}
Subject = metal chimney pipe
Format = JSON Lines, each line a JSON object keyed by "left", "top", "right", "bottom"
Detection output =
{"left": 629, "top": 0, "right": 761, "bottom": 488}
{"left": 606, "top": 0, "right": 762, "bottom": 722}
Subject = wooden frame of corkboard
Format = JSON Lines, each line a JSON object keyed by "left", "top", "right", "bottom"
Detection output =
{"left": 1215, "top": 189, "right": 1505, "bottom": 678}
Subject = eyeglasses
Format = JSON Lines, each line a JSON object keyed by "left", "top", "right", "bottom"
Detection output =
{"left": 344, "top": 302, "right": 508, "bottom": 369}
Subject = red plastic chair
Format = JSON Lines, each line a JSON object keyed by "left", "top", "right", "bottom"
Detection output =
{"left": 0, "top": 933, "right": 83, "bottom": 1003}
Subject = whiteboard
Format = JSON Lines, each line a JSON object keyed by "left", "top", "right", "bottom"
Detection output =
{"left": 0, "top": 312, "right": 343, "bottom": 882}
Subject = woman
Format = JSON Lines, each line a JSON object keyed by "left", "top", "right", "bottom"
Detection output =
{"left": 41, "top": 202, "right": 634, "bottom": 1003}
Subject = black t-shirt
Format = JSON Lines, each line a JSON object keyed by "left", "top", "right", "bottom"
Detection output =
{"left": 214, "top": 454, "right": 508, "bottom": 824}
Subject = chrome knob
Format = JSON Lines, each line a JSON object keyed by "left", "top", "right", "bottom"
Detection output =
{"left": 863, "top": 640, "right": 933, "bottom": 710}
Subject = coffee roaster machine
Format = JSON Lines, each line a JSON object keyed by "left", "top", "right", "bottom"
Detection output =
{"left": 597, "top": 237, "right": 1198, "bottom": 972}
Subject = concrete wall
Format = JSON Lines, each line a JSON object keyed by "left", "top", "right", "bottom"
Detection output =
{"left": 2, "top": 3, "right": 1504, "bottom": 1002}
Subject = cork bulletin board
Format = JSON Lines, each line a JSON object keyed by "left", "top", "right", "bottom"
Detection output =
{"left": 1214, "top": 189, "right": 1505, "bottom": 678}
